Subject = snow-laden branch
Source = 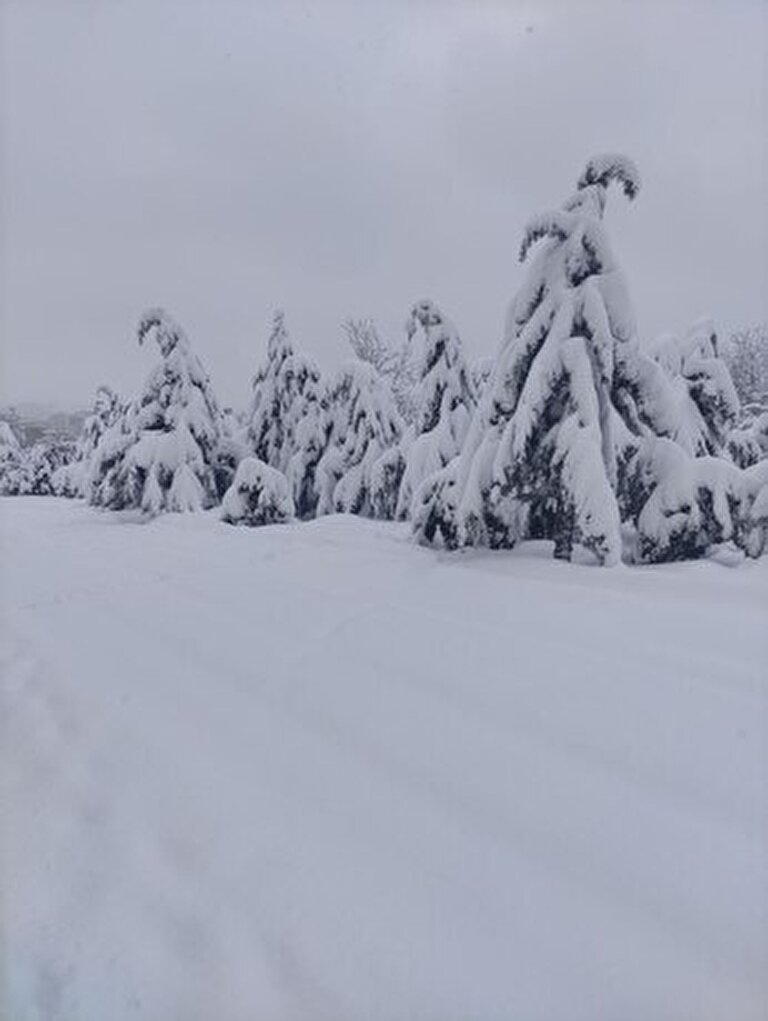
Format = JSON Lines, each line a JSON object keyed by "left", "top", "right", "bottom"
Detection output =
{"left": 577, "top": 153, "right": 641, "bottom": 201}
{"left": 138, "top": 308, "right": 187, "bottom": 358}
{"left": 519, "top": 212, "right": 572, "bottom": 262}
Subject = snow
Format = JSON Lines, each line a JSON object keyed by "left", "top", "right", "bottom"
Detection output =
{"left": 2, "top": 497, "right": 766, "bottom": 1021}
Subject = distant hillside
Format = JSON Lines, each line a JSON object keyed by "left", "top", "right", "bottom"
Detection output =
{"left": 0, "top": 403, "right": 88, "bottom": 447}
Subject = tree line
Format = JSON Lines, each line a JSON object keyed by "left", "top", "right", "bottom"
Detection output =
{"left": 2, "top": 154, "right": 767, "bottom": 565}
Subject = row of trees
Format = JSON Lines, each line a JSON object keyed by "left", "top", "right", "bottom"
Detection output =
{"left": 2, "top": 153, "right": 767, "bottom": 564}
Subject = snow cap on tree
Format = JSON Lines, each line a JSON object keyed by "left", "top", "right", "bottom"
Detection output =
{"left": 576, "top": 153, "right": 641, "bottom": 199}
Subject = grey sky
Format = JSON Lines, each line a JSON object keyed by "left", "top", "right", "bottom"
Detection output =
{"left": 1, "top": 0, "right": 766, "bottom": 409}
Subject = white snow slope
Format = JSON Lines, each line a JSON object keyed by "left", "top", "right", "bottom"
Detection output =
{"left": 1, "top": 498, "right": 766, "bottom": 1021}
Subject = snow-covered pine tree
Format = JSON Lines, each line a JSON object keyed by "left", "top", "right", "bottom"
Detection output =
{"left": 0, "top": 420, "right": 21, "bottom": 458}
{"left": 727, "top": 408, "right": 768, "bottom": 468}
{"left": 45, "top": 437, "right": 76, "bottom": 491}
{"left": 89, "top": 309, "right": 223, "bottom": 514}
{"left": 723, "top": 326, "right": 768, "bottom": 470}
{"left": 725, "top": 324, "right": 768, "bottom": 409}
{"left": 0, "top": 420, "right": 27, "bottom": 495}
{"left": 740, "top": 460, "right": 768, "bottom": 557}
{"left": 283, "top": 356, "right": 326, "bottom": 518}
{"left": 214, "top": 406, "right": 249, "bottom": 506}
{"left": 343, "top": 317, "right": 417, "bottom": 425}
{"left": 368, "top": 300, "right": 475, "bottom": 520}
{"left": 313, "top": 361, "right": 403, "bottom": 516}
{"left": 6, "top": 436, "right": 76, "bottom": 496}
{"left": 221, "top": 456, "right": 294, "bottom": 526}
{"left": 280, "top": 352, "right": 324, "bottom": 471}
{"left": 618, "top": 437, "right": 768, "bottom": 562}
{"left": 81, "top": 385, "right": 122, "bottom": 462}
{"left": 247, "top": 310, "right": 293, "bottom": 469}
{"left": 53, "top": 385, "right": 122, "bottom": 497}
{"left": 413, "top": 155, "right": 767, "bottom": 563}
{"left": 652, "top": 320, "right": 739, "bottom": 456}
{"left": 247, "top": 311, "right": 325, "bottom": 516}
{"left": 51, "top": 458, "right": 81, "bottom": 498}
{"left": 343, "top": 318, "right": 394, "bottom": 375}
{"left": 367, "top": 443, "right": 409, "bottom": 521}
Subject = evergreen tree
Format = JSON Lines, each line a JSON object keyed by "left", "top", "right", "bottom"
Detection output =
{"left": 215, "top": 406, "right": 250, "bottom": 507}
{"left": 652, "top": 320, "right": 739, "bottom": 456}
{"left": 247, "top": 312, "right": 325, "bottom": 515}
{"left": 280, "top": 352, "right": 325, "bottom": 474}
{"left": 413, "top": 155, "right": 768, "bottom": 563}
{"left": 90, "top": 309, "right": 223, "bottom": 514}
{"left": 727, "top": 409, "right": 768, "bottom": 468}
{"left": 284, "top": 358, "right": 327, "bottom": 519}
{"left": 343, "top": 317, "right": 417, "bottom": 424}
{"left": 314, "top": 361, "right": 403, "bottom": 516}
{"left": 620, "top": 438, "right": 768, "bottom": 562}
{"left": 725, "top": 324, "right": 768, "bottom": 409}
{"left": 221, "top": 456, "right": 294, "bottom": 526}
{"left": 723, "top": 326, "right": 768, "bottom": 470}
{"left": 53, "top": 385, "right": 122, "bottom": 497}
{"left": 0, "top": 420, "right": 27, "bottom": 495}
{"left": 26, "top": 442, "right": 68, "bottom": 495}
{"left": 369, "top": 300, "right": 475, "bottom": 520}
{"left": 2, "top": 434, "right": 75, "bottom": 496}
{"left": 247, "top": 310, "right": 293, "bottom": 468}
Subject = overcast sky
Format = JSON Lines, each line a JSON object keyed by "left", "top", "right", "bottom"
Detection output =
{"left": 1, "top": 0, "right": 766, "bottom": 409}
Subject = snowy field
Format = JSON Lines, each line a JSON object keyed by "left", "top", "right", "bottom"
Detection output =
{"left": 1, "top": 497, "right": 766, "bottom": 1021}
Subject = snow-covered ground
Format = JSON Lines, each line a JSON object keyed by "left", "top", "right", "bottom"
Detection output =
{"left": 2, "top": 497, "right": 766, "bottom": 1021}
